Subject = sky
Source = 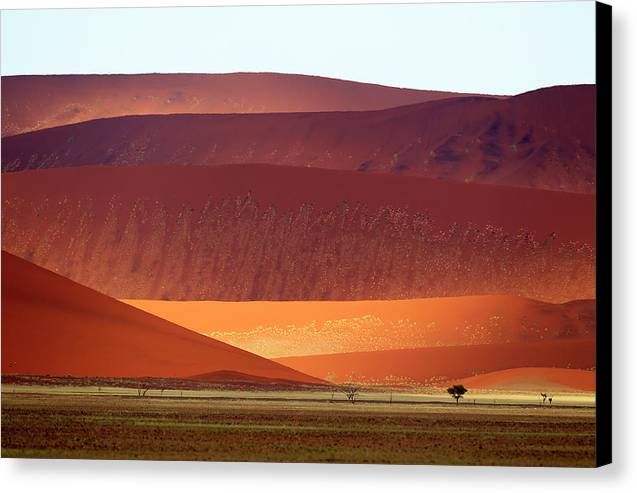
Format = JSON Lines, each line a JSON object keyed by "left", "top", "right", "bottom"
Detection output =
{"left": 0, "top": 2, "right": 596, "bottom": 95}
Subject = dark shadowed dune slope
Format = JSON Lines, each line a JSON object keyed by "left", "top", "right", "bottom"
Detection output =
{"left": 2, "top": 164, "right": 595, "bottom": 302}
{"left": 0, "top": 251, "right": 323, "bottom": 384}
{"left": 274, "top": 339, "right": 596, "bottom": 385}
{"left": 2, "top": 85, "right": 595, "bottom": 192}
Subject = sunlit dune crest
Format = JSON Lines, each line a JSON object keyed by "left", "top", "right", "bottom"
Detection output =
{"left": 125, "top": 296, "right": 595, "bottom": 358}
{"left": 2, "top": 72, "right": 478, "bottom": 136}
{"left": 454, "top": 367, "right": 595, "bottom": 392}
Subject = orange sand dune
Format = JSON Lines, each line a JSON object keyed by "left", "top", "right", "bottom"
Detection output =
{"left": 2, "top": 164, "right": 595, "bottom": 302}
{"left": 2, "top": 85, "right": 594, "bottom": 192}
{"left": 274, "top": 339, "right": 596, "bottom": 385}
{"left": 1, "top": 72, "right": 478, "bottom": 136}
{"left": 124, "top": 296, "right": 595, "bottom": 358}
{"left": 454, "top": 367, "right": 595, "bottom": 392}
{"left": 0, "top": 251, "right": 322, "bottom": 384}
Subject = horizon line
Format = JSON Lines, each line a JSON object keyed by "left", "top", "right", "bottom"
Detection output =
{"left": 0, "top": 70, "right": 596, "bottom": 98}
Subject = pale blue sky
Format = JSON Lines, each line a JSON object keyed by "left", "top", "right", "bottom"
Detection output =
{"left": 0, "top": 2, "right": 595, "bottom": 95}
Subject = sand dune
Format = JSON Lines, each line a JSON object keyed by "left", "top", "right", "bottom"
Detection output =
{"left": 124, "top": 296, "right": 595, "bottom": 358}
{"left": 2, "top": 85, "right": 594, "bottom": 192}
{"left": 1, "top": 72, "right": 477, "bottom": 136}
{"left": 453, "top": 367, "right": 595, "bottom": 392}
{"left": 187, "top": 370, "right": 321, "bottom": 386}
{"left": 274, "top": 339, "right": 596, "bottom": 385}
{"left": 0, "top": 251, "right": 322, "bottom": 384}
{"left": 1, "top": 164, "right": 595, "bottom": 242}
{"left": 2, "top": 164, "right": 595, "bottom": 303}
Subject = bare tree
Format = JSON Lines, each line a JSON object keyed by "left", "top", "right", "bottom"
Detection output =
{"left": 540, "top": 392, "right": 548, "bottom": 405}
{"left": 137, "top": 388, "right": 150, "bottom": 397}
{"left": 326, "top": 373, "right": 337, "bottom": 403}
{"left": 340, "top": 383, "right": 361, "bottom": 404}
{"left": 447, "top": 384, "right": 468, "bottom": 405}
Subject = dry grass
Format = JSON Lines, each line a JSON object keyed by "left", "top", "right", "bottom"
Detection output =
{"left": 1, "top": 386, "right": 595, "bottom": 466}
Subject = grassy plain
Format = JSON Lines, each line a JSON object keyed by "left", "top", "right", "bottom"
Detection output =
{"left": 1, "top": 382, "right": 595, "bottom": 467}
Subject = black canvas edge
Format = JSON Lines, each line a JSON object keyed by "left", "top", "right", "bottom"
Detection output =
{"left": 595, "top": 0, "right": 612, "bottom": 468}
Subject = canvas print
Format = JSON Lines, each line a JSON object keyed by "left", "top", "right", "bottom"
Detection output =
{"left": 1, "top": 2, "right": 610, "bottom": 466}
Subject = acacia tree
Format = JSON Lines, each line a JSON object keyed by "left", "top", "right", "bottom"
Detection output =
{"left": 447, "top": 384, "right": 468, "bottom": 405}
{"left": 340, "top": 383, "right": 361, "bottom": 404}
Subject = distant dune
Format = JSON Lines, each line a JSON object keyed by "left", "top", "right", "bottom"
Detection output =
{"left": 187, "top": 370, "right": 323, "bottom": 386}
{"left": 0, "top": 251, "right": 322, "bottom": 384}
{"left": 2, "top": 84, "right": 594, "bottom": 192}
{"left": 124, "top": 296, "right": 595, "bottom": 358}
{"left": 2, "top": 164, "right": 595, "bottom": 303}
{"left": 274, "top": 339, "right": 596, "bottom": 385}
{"left": 454, "top": 367, "right": 595, "bottom": 392}
{"left": 1, "top": 72, "right": 477, "bottom": 136}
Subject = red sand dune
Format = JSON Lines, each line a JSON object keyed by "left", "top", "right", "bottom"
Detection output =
{"left": 124, "top": 296, "right": 595, "bottom": 358}
{"left": 2, "top": 164, "right": 595, "bottom": 302}
{"left": 0, "top": 250, "right": 322, "bottom": 384}
{"left": 1, "top": 163, "right": 595, "bottom": 242}
{"left": 2, "top": 85, "right": 595, "bottom": 192}
{"left": 274, "top": 339, "right": 596, "bottom": 385}
{"left": 1, "top": 72, "right": 477, "bottom": 136}
{"left": 187, "top": 370, "right": 322, "bottom": 386}
{"left": 454, "top": 367, "right": 595, "bottom": 392}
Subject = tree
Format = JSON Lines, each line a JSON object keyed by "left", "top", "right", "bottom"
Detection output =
{"left": 447, "top": 384, "right": 468, "bottom": 405}
{"left": 340, "top": 383, "right": 361, "bottom": 404}
{"left": 137, "top": 387, "right": 150, "bottom": 398}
